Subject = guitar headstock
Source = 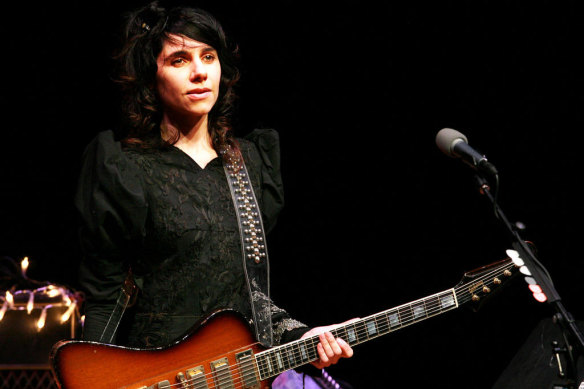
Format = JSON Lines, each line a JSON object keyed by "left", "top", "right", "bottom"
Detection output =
{"left": 455, "top": 257, "right": 518, "bottom": 309}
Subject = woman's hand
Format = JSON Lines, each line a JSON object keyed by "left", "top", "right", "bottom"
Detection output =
{"left": 300, "top": 319, "right": 358, "bottom": 369}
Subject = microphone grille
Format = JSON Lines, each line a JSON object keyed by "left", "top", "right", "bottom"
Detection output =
{"left": 436, "top": 128, "right": 468, "bottom": 157}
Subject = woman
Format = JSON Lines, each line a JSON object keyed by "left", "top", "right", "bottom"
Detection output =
{"left": 75, "top": 0, "right": 353, "bottom": 382}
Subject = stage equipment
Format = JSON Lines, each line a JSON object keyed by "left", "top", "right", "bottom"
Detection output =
{"left": 492, "top": 317, "right": 584, "bottom": 389}
{"left": 436, "top": 128, "right": 584, "bottom": 389}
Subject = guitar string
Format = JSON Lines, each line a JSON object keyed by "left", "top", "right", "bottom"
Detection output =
{"left": 193, "top": 261, "right": 514, "bottom": 388}
{"left": 160, "top": 261, "right": 514, "bottom": 389}
{"left": 162, "top": 261, "right": 515, "bottom": 388}
{"left": 254, "top": 261, "right": 515, "bottom": 380}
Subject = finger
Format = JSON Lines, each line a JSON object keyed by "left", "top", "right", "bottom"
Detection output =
{"left": 319, "top": 333, "right": 336, "bottom": 359}
{"left": 325, "top": 332, "right": 343, "bottom": 356}
{"left": 337, "top": 338, "right": 354, "bottom": 358}
{"left": 316, "top": 342, "right": 331, "bottom": 366}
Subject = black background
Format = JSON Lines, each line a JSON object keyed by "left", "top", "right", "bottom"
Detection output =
{"left": 1, "top": 1, "right": 583, "bottom": 388}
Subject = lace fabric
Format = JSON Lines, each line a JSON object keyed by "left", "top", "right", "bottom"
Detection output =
{"left": 75, "top": 129, "right": 306, "bottom": 347}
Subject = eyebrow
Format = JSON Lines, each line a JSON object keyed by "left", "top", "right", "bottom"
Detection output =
{"left": 166, "top": 50, "right": 190, "bottom": 59}
{"left": 164, "top": 46, "right": 217, "bottom": 59}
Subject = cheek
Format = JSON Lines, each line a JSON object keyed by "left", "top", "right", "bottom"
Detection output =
{"left": 156, "top": 74, "right": 179, "bottom": 103}
{"left": 213, "top": 65, "right": 222, "bottom": 90}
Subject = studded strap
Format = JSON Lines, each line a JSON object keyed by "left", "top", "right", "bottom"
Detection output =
{"left": 224, "top": 156, "right": 273, "bottom": 347}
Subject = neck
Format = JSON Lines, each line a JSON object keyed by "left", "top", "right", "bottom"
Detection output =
{"left": 161, "top": 113, "right": 211, "bottom": 145}
{"left": 161, "top": 114, "right": 218, "bottom": 168}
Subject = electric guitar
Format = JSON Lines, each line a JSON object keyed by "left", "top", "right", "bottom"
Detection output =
{"left": 50, "top": 258, "right": 517, "bottom": 389}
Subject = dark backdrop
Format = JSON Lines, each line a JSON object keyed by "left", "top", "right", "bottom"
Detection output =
{"left": 1, "top": 1, "right": 583, "bottom": 388}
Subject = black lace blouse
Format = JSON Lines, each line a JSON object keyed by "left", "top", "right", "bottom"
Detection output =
{"left": 75, "top": 128, "right": 303, "bottom": 348}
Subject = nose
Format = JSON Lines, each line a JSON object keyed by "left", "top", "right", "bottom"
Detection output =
{"left": 190, "top": 59, "right": 207, "bottom": 83}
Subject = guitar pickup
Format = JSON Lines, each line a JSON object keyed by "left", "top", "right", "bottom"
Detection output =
{"left": 236, "top": 350, "right": 260, "bottom": 389}
{"left": 185, "top": 366, "right": 209, "bottom": 389}
{"left": 210, "top": 358, "right": 235, "bottom": 389}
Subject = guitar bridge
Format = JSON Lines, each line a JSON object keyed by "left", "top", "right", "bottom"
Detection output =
{"left": 139, "top": 380, "right": 170, "bottom": 389}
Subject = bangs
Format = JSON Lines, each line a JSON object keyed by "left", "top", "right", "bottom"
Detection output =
{"left": 166, "top": 10, "right": 222, "bottom": 53}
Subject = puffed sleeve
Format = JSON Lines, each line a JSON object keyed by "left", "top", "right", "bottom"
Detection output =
{"left": 74, "top": 130, "right": 148, "bottom": 342}
{"left": 242, "top": 130, "right": 312, "bottom": 341}
{"left": 243, "top": 128, "right": 285, "bottom": 233}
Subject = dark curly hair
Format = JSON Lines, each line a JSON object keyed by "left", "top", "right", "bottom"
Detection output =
{"left": 114, "top": 1, "right": 240, "bottom": 160}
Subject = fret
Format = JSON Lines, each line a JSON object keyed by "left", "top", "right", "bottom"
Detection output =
{"left": 264, "top": 352, "right": 274, "bottom": 375}
{"left": 439, "top": 291, "right": 457, "bottom": 310}
{"left": 307, "top": 337, "right": 319, "bottom": 361}
{"left": 50, "top": 260, "right": 515, "bottom": 389}
{"left": 387, "top": 310, "right": 401, "bottom": 329}
{"left": 256, "top": 290, "right": 461, "bottom": 383}
{"left": 284, "top": 344, "right": 296, "bottom": 368}
{"left": 271, "top": 350, "right": 283, "bottom": 374}
{"left": 425, "top": 295, "right": 440, "bottom": 315}
{"left": 248, "top": 262, "right": 512, "bottom": 382}
{"left": 365, "top": 319, "right": 378, "bottom": 337}
{"left": 356, "top": 319, "right": 369, "bottom": 342}
{"left": 374, "top": 313, "right": 390, "bottom": 335}
{"left": 398, "top": 305, "right": 414, "bottom": 325}
{"left": 331, "top": 326, "right": 344, "bottom": 343}
{"left": 345, "top": 323, "right": 358, "bottom": 346}
{"left": 274, "top": 350, "right": 284, "bottom": 372}
{"left": 292, "top": 337, "right": 318, "bottom": 365}
{"left": 255, "top": 354, "right": 265, "bottom": 380}
{"left": 412, "top": 303, "right": 427, "bottom": 320}
{"left": 299, "top": 342, "right": 309, "bottom": 362}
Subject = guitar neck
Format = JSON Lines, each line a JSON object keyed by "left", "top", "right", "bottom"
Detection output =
{"left": 256, "top": 288, "right": 458, "bottom": 380}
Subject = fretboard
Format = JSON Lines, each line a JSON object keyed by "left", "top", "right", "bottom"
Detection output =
{"left": 255, "top": 289, "right": 458, "bottom": 380}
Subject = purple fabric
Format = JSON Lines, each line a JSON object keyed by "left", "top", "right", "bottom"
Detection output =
{"left": 272, "top": 370, "right": 322, "bottom": 388}
{"left": 272, "top": 369, "right": 344, "bottom": 389}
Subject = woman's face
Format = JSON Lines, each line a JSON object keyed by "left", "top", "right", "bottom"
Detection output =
{"left": 155, "top": 34, "right": 222, "bottom": 123}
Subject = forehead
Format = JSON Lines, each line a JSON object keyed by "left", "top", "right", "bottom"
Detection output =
{"left": 160, "top": 33, "right": 216, "bottom": 54}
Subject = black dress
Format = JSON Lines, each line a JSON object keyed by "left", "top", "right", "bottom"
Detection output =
{"left": 75, "top": 128, "right": 307, "bottom": 348}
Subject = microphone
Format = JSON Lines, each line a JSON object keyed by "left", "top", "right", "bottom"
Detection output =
{"left": 435, "top": 128, "right": 498, "bottom": 176}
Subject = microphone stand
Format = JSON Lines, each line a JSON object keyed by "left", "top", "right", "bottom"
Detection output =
{"left": 474, "top": 174, "right": 584, "bottom": 388}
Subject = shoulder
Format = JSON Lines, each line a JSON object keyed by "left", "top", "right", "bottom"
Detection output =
{"left": 238, "top": 128, "right": 281, "bottom": 168}
{"left": 240, "top": 128, "right": 280, "bottom": 152}
{"left": 81, "top": 130, "right": 164, "bottom": 172}
{"left": 77, "top": 130, "right": 147, "bottom": 202}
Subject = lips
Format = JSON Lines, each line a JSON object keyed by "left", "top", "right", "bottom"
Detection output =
{"left": 186, "top": 88, "right": 212, "bottom": 100}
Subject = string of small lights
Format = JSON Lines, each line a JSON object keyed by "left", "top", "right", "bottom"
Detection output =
{"left": 0, "top": 256, "right": 83, "bottom": 332}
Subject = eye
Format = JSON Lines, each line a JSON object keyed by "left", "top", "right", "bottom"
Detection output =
{"left": 171, "top": 57, "right": 188, "bottom": 66}
{"left": 202, "top": 53, "right": 216, "bottom": 63}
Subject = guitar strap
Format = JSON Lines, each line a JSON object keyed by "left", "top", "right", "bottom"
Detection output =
{"left": 98, "top": 269, "right": 138, "bottom": 344}
{"left": 224, "top": 152, "right": 273, "bottom": 347}
{"left": 97, "top": 147, "right": 273, "bottom": 347}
